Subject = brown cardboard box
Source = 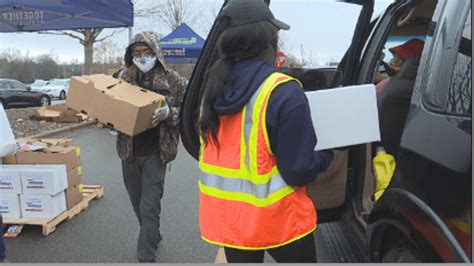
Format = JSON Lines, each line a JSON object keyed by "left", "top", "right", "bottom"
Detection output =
{"left": 68, "top": 166, "right": 83, "bottom": 187}
{"left": 16, "top": 138, "right": 75, "bottom": 147}
{"left": 66, "top": 185, "right": 83, "bottom": 209}
{"left": 31, "top": 104, "right": 87, "bottom": 123}
{"left": 66, "top": 74, "right": 165, "bottom": 136}
{"left": 4, "top": 146, "right": 81, "bottom": 171}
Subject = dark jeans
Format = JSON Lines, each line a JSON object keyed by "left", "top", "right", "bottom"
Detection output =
{"left": 0, "top": 215, "right": 5, "bottom": 262}
{"left": 224, "top": 233, "right": 317, "bottom": 263}
{"left": 122, "top": 154, "right": 166, "bottom": 262}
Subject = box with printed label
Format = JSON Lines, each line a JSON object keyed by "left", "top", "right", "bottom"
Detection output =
{"left": 14, "top": 165, "right": 68, "bottom": 195}
{"left": 2, "top": 164, "right": 68, "bottom": 195}
{"left": 0, "top": 167, "right": 22, "bottom": 194}
{"left": 20, "top": 191, "right": 67, "bottom": 218}
{"left": 0, "top": 194, "right": 21, "bottom": 219}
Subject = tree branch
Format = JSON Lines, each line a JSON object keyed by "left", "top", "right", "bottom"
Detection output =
{"left": 95, "top": 28, "right": 125, "bottom": 43}
{"left": 38, "top": 30, "right": 85, "bottom": 45}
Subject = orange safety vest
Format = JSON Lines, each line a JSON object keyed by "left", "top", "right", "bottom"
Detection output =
{"left": 198, "top": 72, "right": 317, "bottom": 250}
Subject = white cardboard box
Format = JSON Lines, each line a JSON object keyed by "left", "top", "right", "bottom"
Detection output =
{"left": 2, "top": 164, "right": 68, "bottom": 195}
{"left": 0, "top": 166, "right": 22, "bottom": 194}
{"left": 0, "top": 194, "right": 21, "bottom": 219}
{"left": 20, "top": 191, "right": 67, "bottom": 219}
{"left": 305, "top": 84, "right": 381, "bottom": 151}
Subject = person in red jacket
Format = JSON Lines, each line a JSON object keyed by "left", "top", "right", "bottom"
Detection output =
{"left": 375, "top": 38, "right": 425, "bottom": 93}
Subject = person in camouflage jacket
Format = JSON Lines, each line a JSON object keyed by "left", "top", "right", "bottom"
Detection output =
{"left": 116, "top": 31, "right": 186, "bottom": 263}
{"left": 117, "top": 32, "right": 185, "bottom": 164}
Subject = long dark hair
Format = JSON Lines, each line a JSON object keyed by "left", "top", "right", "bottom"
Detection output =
{"left": 199, "top": 19, "right": 279, "bottom": 145}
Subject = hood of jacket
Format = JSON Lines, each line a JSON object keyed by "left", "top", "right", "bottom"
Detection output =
{"left": 214, "top": 59, "right": 276, "bottom": 115}
{"left": 124, "top": 31, "right": 166, "bottom": 71}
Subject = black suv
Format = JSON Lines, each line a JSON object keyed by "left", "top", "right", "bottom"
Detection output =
{"left": 0, "top": 78, "right": 51, "bottom": 108}
{"left": 180, "top": 0, "right": 471, "bottom": 262}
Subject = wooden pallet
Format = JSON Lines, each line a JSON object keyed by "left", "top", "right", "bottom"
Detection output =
{"left": 3, "top": 185, "right": 104, "bottom": 237}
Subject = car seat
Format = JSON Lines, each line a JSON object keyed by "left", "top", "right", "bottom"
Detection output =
{"left": 377, "top": 55, "right": 421, "bottom": 156}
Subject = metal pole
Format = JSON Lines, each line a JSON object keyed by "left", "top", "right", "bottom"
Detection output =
{"left": 128, "top": 26, "right": 133, "bottom": 44}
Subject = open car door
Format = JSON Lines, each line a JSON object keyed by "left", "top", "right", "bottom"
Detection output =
{"left": 180, "top": 0, "right": 374, "bottom": 223}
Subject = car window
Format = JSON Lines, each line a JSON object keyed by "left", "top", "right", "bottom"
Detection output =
{"left": 9, "top": 80, "right": 27, "bottom": 90}
{"left": 1, "top": 81, "right": 14, "bottom": 90}
{"left": 49, "top": 80, "right": 66, "bottom": 86}
{"left": 0, "top": 81, "right": 9, "bottom": 90}
{"left": 446, "top": 10, "right": 471, "bottom": 117}
{"left": 422, "top": 6, "right": 471, "bottom": 114}
{"left": 32, "top": 80, "right": 46, "bottom": 87}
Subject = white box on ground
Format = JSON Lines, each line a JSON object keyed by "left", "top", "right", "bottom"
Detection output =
{"left": 0, "top": 166, "right": 22, "bottom": 194}
{"left": 305, "top": 84, "right": 381, "bottom": 151}
{"left": 20, "top": 191, "right": 67, "bottom": 219}
{"left": 4, "top": 164, "right": 69, "bottom": 195}
{"left": 0, "top": 194, "right": 21, "bottom": 219}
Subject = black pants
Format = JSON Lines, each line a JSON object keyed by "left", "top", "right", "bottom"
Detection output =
{"left": 224, "top": 232, "right": 316, "bottom": 263}
{"left": 122, "top": 154, "right": 166, "bottom": 262}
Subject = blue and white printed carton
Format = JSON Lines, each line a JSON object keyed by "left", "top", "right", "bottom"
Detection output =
{"left": 0, "top": 166, "right": 22, "bottom": 194}
{"left": 0, "top": 194, "right": 21, "bottom": 219}
{"left": 20, "top": 191, "right": 67, "bottom": 218}
{"left": 1, "top": 164, "right": 68, "bottom": 195}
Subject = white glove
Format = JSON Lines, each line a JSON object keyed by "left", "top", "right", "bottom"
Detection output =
{"left": 152, "top": 102, "right": 170, "bottom": 127}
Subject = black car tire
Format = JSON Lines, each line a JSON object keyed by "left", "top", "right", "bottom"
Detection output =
{"left": 59, "top": 90, "right": 66, "bottom": 100}
{"left": 40, "top": 96, "right": 51, "bottom": 107}
{"left": 381, "top": 239, "right": 422, "bottom": 262}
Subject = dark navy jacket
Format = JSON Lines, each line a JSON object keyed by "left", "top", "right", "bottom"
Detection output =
{"left": 214, "top": 59, "right": 334, "bottom": 186}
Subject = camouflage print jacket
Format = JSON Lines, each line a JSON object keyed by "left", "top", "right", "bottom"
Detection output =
{"left": 116, "top": 32, "right": 186, "bottom": 164}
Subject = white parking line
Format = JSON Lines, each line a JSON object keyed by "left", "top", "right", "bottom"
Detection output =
{"left": 215, "top": 247, "right": 227, "bottom": 263}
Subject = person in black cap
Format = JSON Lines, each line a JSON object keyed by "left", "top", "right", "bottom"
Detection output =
{"left": 196, "top": 0, "right": 334, "bottom": 263}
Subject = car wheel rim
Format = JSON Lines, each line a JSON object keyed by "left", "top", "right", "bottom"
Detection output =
{"left": 41, "top": 97, "right": 49, "bottom": 106}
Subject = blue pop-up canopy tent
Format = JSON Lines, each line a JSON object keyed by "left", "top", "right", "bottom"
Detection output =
{"left": 160, "top": 23, "right": 205, "bottom": 64}
{"left": 0, "top": 0, "right": 133, "bottom": 32}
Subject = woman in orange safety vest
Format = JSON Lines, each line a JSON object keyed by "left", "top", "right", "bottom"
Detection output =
{"left": 196, "top": 0, "right": 334, "bottom": 263}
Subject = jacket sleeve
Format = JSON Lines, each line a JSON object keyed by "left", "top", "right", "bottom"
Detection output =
{"left": 164, "top": 70, "right": 186, "bottom": 127}
{"left": 266, "top": 81, "right": 334, "bottom": 187}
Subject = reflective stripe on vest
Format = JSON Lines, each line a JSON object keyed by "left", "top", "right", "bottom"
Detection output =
{"left": 198, "top": 72, "right": 317, "bottom": 250}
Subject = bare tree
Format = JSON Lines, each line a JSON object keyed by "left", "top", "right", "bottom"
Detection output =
{"left": 94, "top": 40, "right": 123, "bottom": 65}
{"left": 93, "top": 40, "right": 124, "bottom": 74}
{"left": 39, "top": 28, "right": 123, "bottom": 75}
{"left": 135, "top": 0, "right": 202, "bottom": 31}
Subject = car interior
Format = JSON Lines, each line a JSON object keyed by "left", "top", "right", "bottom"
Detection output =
{"left": 286, "top": 0, "right": 439, "bottom": 226}
{"left": 358, "top": 0, "right": 438, "bottom": 225}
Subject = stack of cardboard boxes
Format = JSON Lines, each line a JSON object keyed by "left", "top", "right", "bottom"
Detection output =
{"left": 0, "top": 139, "right": 83, "bottom": 219}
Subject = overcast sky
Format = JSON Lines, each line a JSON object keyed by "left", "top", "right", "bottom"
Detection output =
{"left": 0, "top": 0, "right": 393, "bottom": 65}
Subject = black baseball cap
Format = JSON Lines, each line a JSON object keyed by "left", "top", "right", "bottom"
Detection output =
{"left": 220, "top": 0, "right": 290, "bottom": 30}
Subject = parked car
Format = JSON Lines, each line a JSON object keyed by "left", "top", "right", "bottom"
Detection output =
{"left": 29, "top": 79, "right": 49, "bottom": 91}
{"left": 180, "top": 0, "right": 471, "bottom": 262}
{"left": 40, "top": 78, "right": 70, "bottom": 100}
{"left": 0, "top": 78, "right": 51, "bottom": 108}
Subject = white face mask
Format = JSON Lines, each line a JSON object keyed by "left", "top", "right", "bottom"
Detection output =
{"left": 133, "top": 55, "right": 157, "bottom": 73}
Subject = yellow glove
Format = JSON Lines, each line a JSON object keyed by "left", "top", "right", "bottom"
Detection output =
{"left": 372, "top": 147, "right": 396, "bottom": 201}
